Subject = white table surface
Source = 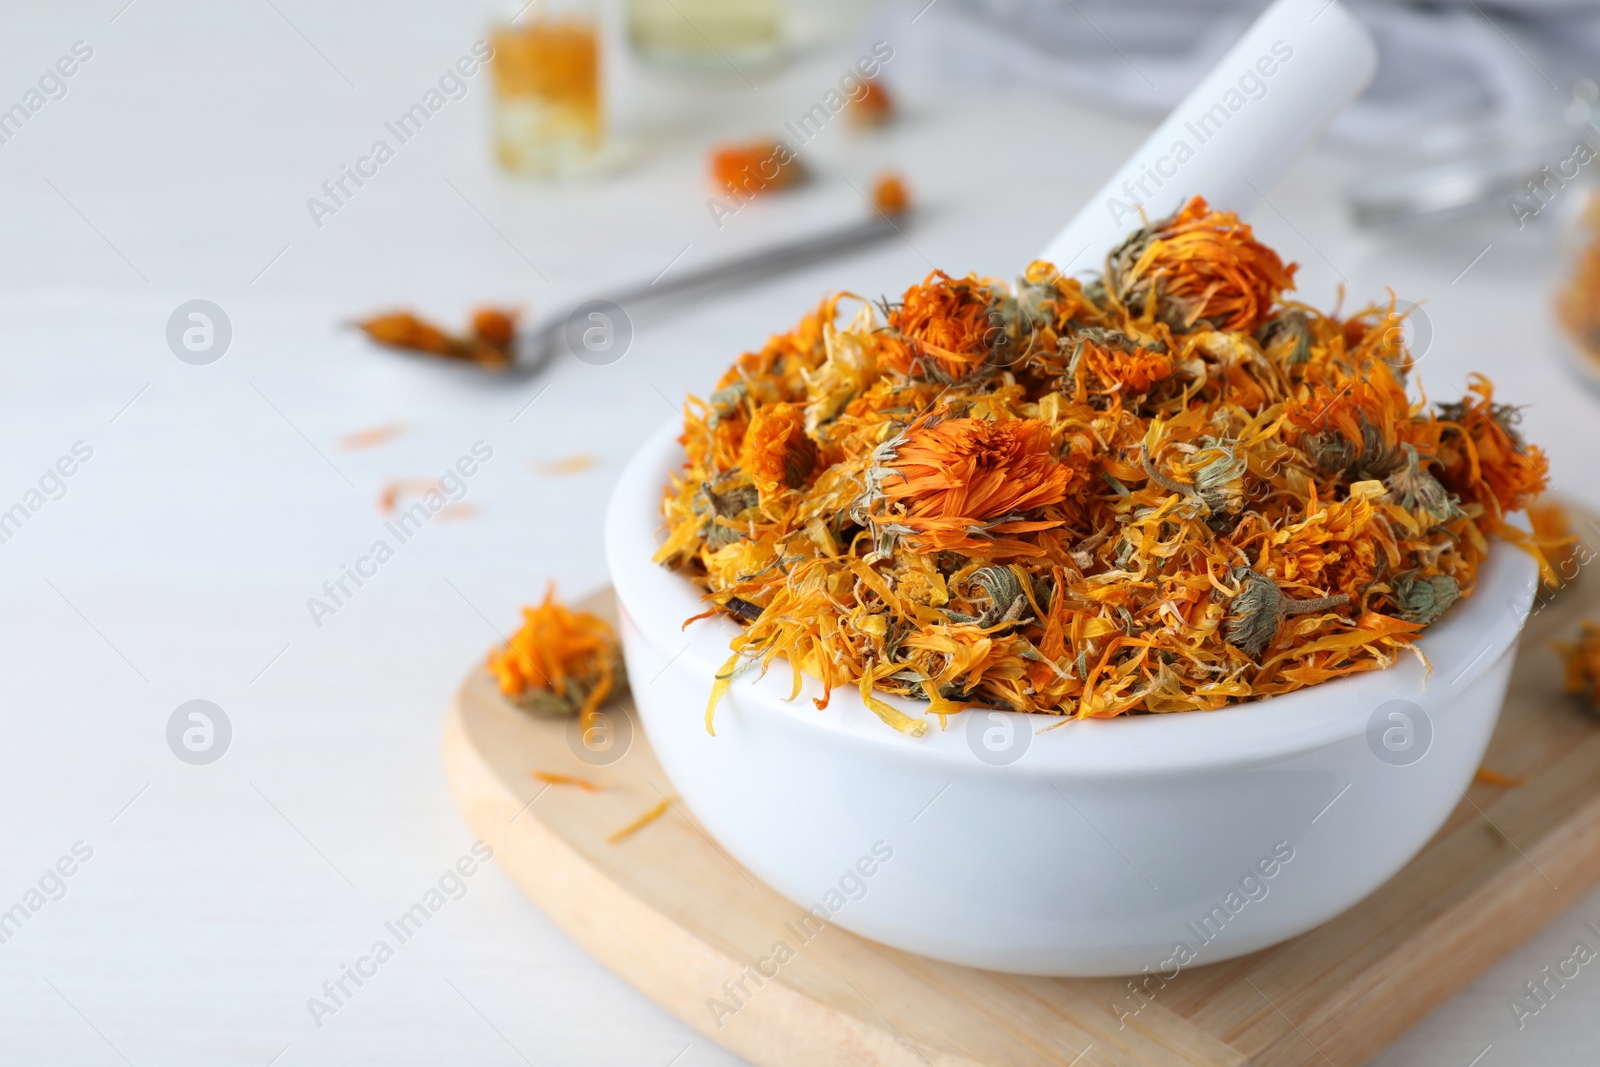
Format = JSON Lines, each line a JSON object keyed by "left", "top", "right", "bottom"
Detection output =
{"left": 1, "top": 1, "right": 1598, "bottom": 1064}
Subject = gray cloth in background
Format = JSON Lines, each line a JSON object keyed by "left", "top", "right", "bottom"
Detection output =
{"left": 876, "top": 0, "right": 1600, "bottom": 151}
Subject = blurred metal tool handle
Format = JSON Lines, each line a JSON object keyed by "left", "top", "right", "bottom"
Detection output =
{"left": 1038, "top": 0, "right": 1377, "bottom": 271}
{"left": 606, "top": 211, "right": 906, "bottom": 309}
{"left": 516, "top": 209, "right": 906, "bottom": 370}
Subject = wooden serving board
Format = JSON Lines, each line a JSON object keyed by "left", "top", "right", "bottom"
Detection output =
{"left": 443, "top": 543, "right": 1600, "bottom": 1066}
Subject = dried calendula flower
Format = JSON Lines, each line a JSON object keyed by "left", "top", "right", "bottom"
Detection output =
{"left": 949, "top": 565, "right": 1030, "bottom": 627}
{"left": 880, "top": 417, "right": 1072, "bottom": 553}
{"left": 872, "top": 172, "right": 911, "bottom": 216}
{"left": 881, "top": 271, "right": 1011, "bottom": 380}
{"left": 1557, "top": 620, "right": 1600, "bottom": 714}
{"left": 711, "top": 139, "right": 805, "bottom": 199}
{"left": 1141, "top": 437, "right": 1245, "bottom": 519}
{"left": 1187, "top": 440, "right": 1248, "bottom": 516}
{"left": 739, "top": 401, "right": 817, "bottom": 502}
{"left": 849, "top": 79, "right": 895, "bottom": 127}
{"left": 472, "top": 307, "right": 517, "bottom": 350}
{"left": 694, "top": 472, "right": 760, "bottom": 551}
{"left": 1108, "top": 196, "right": 1295, "bottom": 332}
{"left": 1437, "top": 376, "right": 1547, "bottom": 518}
{"left": 1386, "top": 444, "right": 1459, "bottom": 524}
{"left": 488, "top": 586, "right": 624, "bottom": 720}
{"left": 1257, "top": 308, "right": 1313, "bottom": 364}
{"left": 1063, "top": 329, "right": 1174, "bottom": 396}
{"left": 359, "top": 311, "right": 454, "bottom": 358}
{"left": 654, "top": 194, "right": 1550, "bottom": 731}
{"left": 1288, "top": 379, "right": 1407, "bottom": 480}
{"left": 1225, "top": 568, "right": 1351, "bottom": 659}
{"left": 1392, "top": 573, "right": 1462, "bottom": 626}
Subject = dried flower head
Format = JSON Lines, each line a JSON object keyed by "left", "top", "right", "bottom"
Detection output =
{"left": 471, "top": 307, "right": 517, "bottom": 350}
{"left": 1109, "top": 197, "right": 1296, "bottom": 332}
{"left": 1393, "top": 573, "right": 1462, "bottom": 625}
{"left": 953, "top": 565, "right": 1030, "bottom": 627}
{"left": 1225, "top": 568, "right": 1351, "bottom": 659}
{"left": 1257, "top": 308, "right": 1313, "bottom": 364}
{"left": 880, "top": 417, "right": 1072, "bottom": 552}
{"left": 694, "top": 474, "right": 759, "bottom": 550}
{"left": 1436, "top": 376, "right": 1547, "bottom": 518}
{"left": 1557, "top": 620, "right": 1600, "bottom": 714}
{"left": 849, "top": 78, "right": 895, "bottom": 127}
{"left": 1386, "top": 444, "right": 1459, "bottom": 524}
{"left": 883, "top": 272, "right": 1010, "bottom": 380}
{"left": 739, "top": 401, "right": 817, "bottom": 502}
{"left": 872, "top": 172, "right": 911, "bottom": 216}
{"left": 1143, "top": 437, "right": 1246, "bottom": 519}
{"left": 1067, "top": 331, "right": 1174, "bottom": 395}
{"left": 711, "top": 140, "right": 805, "bottom": 198}
{"left": 488, "top": 586, "right": 622, "bottom": 719}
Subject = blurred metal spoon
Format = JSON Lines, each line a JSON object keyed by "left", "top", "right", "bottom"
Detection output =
{"left": 509, "top": 208, "right": 911, "bottom": 375}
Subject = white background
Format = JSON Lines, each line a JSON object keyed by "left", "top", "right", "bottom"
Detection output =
{"left": 0, "top": 0, "right": 1596, "bottom": 1063}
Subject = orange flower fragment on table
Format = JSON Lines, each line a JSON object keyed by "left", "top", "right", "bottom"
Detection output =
{"left": 1557, "top": 620, "right": 1600, "bottom": 714}
{"left": 710, "top": 139, "right": 805, "bottom": 199}
{"left": 531, "top": 770, "right": 601, "bottom": 791}
{"left": 530, "top": 453, "right": 599, "bottom": 477}
{"left": 606, "top": 796, "right": 674, "bottom": 844}
{"left": 487, "top": 585, "right": 624, "bottom": 720}
{"left": 380, "top": 481, "right": 477, "bottom": 520}
{"left": 340, "top": 422, "right": 407, "bottom": 451}
{"left": 1472, "top": 767, "right": 1525, "bottom": 788}
{"left": 656, "top": 195, "right": 1553, "bottom": 735}
{"left": 357, "top": 307, "right": 519, "bottom": 369}
{"left": 872, "top": 172, "right": 911, "bottom": 217}
{"left": 379, "top": 478, "right": 440, "bottom": 514}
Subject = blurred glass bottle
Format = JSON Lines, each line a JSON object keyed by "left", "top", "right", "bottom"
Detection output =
{"left": 490, "top": 0, "right": 604, "bottom": 178}
{"left": 626, "top": 0, "right": 783, "bottom": 72}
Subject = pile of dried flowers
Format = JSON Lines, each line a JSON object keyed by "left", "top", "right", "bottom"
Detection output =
{"left": 656, "top": 196, "right": 1552, "bottom": 734}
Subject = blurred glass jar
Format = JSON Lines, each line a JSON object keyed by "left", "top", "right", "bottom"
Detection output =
{"left": 626, "top": 0, "right": 783, "bottom": 72}
{"left": 490, "top": 1, "right": 604, "bottom": 179}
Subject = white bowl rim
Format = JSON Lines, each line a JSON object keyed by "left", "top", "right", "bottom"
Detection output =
{"left": 607, "top": 418, "right": 1539, "bottom": 778}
